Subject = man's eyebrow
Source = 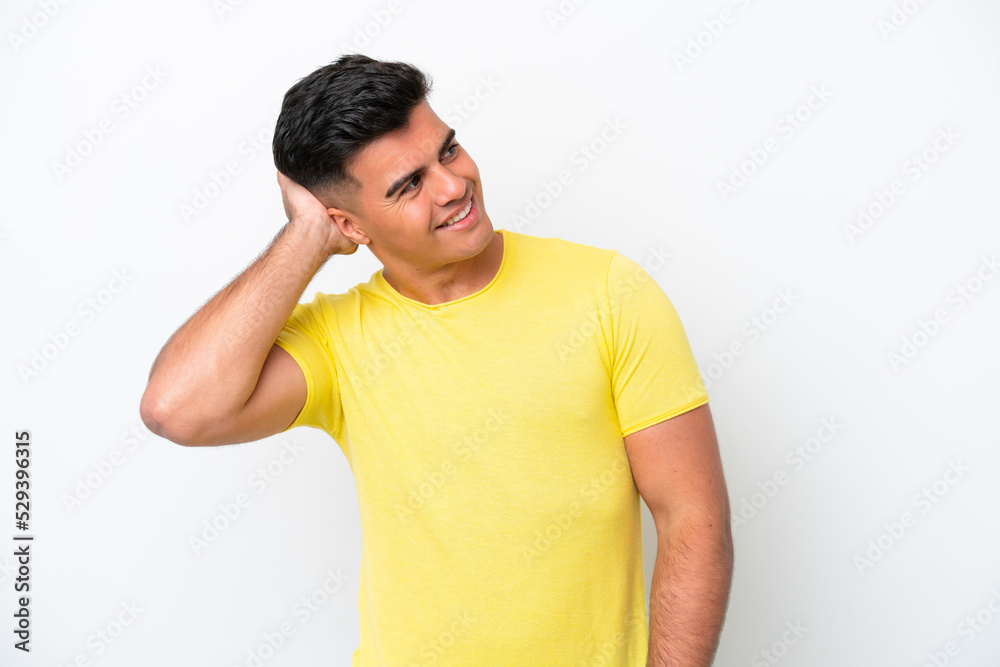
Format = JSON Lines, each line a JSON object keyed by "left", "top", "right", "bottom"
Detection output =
{"left": 384, "top": 128, "right": 458, "bottom": 199}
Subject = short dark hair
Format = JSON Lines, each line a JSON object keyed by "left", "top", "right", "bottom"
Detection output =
{"left": 272, "top": 54, "right": 432, "bottom": 200}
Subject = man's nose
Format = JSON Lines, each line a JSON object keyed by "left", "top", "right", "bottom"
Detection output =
{"left": 431, "top": 163, "right": 467, "bottom": 205}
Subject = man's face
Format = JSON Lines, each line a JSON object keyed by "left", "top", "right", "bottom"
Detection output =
{"left": 331, "top": 100, "right": 494, "bottom": 272}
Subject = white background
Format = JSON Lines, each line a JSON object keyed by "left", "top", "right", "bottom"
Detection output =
{"left": 2, "top": 0, "right": 999, "bottom": 665}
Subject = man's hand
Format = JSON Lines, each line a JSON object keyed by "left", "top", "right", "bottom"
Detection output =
{"left": 140, "top": 175, "right": 356, "bottom": 446}
{"left": 277, "top": 171, "right": 359, "bottom": 258}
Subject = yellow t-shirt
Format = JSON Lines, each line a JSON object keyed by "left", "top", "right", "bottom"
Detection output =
{"left": 274, "top": 228, "right": 709, "bottom": 666}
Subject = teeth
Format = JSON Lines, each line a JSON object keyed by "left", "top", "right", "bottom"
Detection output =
{"left": 442, "top": 200, "right": 472, "bottom": 228}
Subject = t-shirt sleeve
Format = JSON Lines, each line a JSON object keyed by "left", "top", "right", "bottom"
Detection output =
{"left": 606, "top": 251, "right": 709, "bottom": 437}
{"left": 273, "top": 292, "right": 344, "bottom": 441}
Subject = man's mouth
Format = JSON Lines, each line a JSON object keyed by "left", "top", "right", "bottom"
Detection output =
{"left": 438, "top": 197, "right": 474, "bottom": 229}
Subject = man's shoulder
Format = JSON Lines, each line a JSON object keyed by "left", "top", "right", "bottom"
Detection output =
{"left": 505, "top": 229, "right": 616, "bottom": 271}
{"left": 290, "top": 270, "right": 383, "bottom": 316}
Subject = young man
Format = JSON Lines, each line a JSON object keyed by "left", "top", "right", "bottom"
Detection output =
{"left": 141, "top": 54, "right": 734, "bottom": 666}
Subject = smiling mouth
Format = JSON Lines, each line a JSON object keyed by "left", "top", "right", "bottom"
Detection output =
{"left": 439, "top": 197, "right": 473, "bottom": 229}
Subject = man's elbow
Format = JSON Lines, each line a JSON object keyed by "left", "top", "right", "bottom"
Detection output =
{"left": 139, "top": 388, "right": 207, "bottom": 447}
{"left": 707, "top": 501, "right": 734, "bottom": 562}
{"left": 674, "top": 508, "right": 734, "bottom": 577}
{"left": 657, "top": 504, "right": 733, "bottom": 556}
{"left": 709, "top": 506, "right": 735, "bottom": 577}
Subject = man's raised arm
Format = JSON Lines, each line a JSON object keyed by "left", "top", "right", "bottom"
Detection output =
{"left": 139, "top": 173, "right": 357, "bottom": 447}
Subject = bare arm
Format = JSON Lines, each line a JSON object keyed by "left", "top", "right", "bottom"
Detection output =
{"left": 623, "top": 404, "right": 734, "bottom": 666}
{"left": 139, "top": 173, "right": 358, "bottom": 446}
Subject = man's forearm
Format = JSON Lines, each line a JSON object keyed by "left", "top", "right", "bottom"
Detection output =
{"left": 647, "top": 514, "right": 734, "bottom": 667}
{"left": 142, "top": 219, "right": 330, "bottom": 438}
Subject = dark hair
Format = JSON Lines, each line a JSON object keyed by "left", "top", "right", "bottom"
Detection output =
{"left": 272, "top": 54, "right": 432, "bottom": 197}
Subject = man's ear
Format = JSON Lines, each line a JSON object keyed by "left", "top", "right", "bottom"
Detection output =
{"left": 314, "top": 181, "right": 371, "bottom": 246}
{"left": 327, "top": 207, "right": 371, "bottom": 246}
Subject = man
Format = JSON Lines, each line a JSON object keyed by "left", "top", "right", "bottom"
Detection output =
{"left": 140, "top": 54, "right": 733, "bottom": 666}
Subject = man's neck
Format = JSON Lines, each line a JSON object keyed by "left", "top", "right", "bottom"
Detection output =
{"left": 382, "top": 231, "right": 504, "bottom": 305}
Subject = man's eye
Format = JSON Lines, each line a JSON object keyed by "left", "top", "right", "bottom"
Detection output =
{"left": 400, "top": 144, "right": 458, "bottom": 197}
{"left": 402, "top": 174, "right": 421, "bottom": 194}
